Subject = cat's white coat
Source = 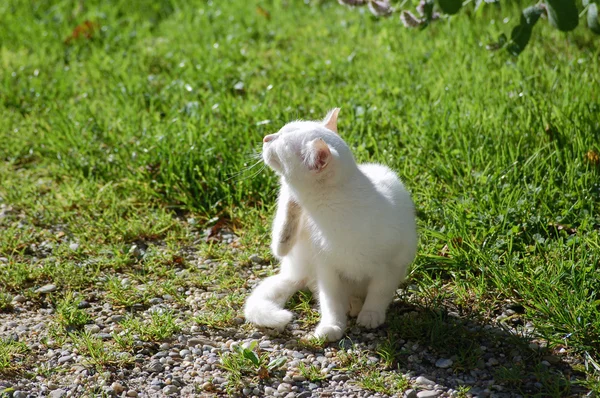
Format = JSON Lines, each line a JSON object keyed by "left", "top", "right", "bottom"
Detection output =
{"left": 244, "top": 109, "right": 418, "bottom": 341}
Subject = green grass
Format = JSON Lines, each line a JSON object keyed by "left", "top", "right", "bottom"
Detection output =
{"left": 219, "top": 341, "right": 287, "bottom": 392}
{"left": 0, "top": 0, "right": 599, "bottom": 393}
{"left": 0, "top": 339, "right": 29, "bottom": 375}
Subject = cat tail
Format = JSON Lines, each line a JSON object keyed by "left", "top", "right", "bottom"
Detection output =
{"left": 244, "top": 274, "right": 303, "bottom": 330}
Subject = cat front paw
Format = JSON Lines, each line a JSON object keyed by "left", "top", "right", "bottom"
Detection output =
{"left": 357, "top": 310, "right": 386, "bottom": 329}
{"left": 313, "top": 323, "right": 345, "bottom": 342}
{"left": 271, "top": 240, "right": 293, "bottom": 258}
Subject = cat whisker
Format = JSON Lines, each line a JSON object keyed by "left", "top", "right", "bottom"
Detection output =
{"left": 225, "top": 159, "right": 264, "bottom": 182}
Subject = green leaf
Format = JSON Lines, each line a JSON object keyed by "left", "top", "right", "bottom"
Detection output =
{"left": 546, "top": 0, "right": 579, "bottom": 32}
{"left": 242, "top": 348, "right": 260, "bottom": 366}
{"left": 506, "top": 5, "right": 545, "bottom": 56}
{"left": 522, "top": 4, "right": 544, "bottom": 25}
{"left": 588, "top": 3, "right": 600, "bottom": 34}
{"left": 437, "top": 0, "right": 462, "bottom": 15}
{"left": 267, "top": 356, "right": 287, "bottom": 370}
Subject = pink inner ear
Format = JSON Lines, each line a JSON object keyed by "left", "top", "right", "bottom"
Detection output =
{"left": 308, "top": 139, "right": 331, "bottom": 172}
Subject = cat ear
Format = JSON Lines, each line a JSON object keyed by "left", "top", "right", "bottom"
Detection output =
{"left": 306, "top": 138, "right": 331, "bottom": 172}
{"left": 322, "top": 108, "right": 341, "bottom": 134}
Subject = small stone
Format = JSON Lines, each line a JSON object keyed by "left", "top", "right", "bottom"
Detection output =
{"left": 435, "top": 358, "right": 453, "bottom": 368}
{"left": 163, "top": 385, "right": 180, "bottom": 395}
{"left": 187, "top": 337, "right": 214, "bottom": 347}
{"left": 110, "top": 315, "right": 124, "bottom": 323}
{"left": 58, "top": 355, "right": 73, "bottom": 364}
{"left": 50, "top": 389, "right": 67, "bottom": 398}
{"left": 264, "top": 386, "right": 276, "bottom": 395}
{"left": 487, "top": 357, "right": 499, "bottom": 366}
{"left": 404, "top": 389, "right": 418, "bottom": 398}
{"left": 202, "top": 382, "right": 214, "bottom": 391}
{"left": 36, "top": 284, "right": 57, "bottom": 294}
{"left": 308, "top": 383, "right": 319, "bottom": 390}
{"left": 111, "top": 382, "right": 125, "bottom": 394}
{"left": 0, "top": 257, "right": 8, "bottom": 263}
{"left": 12, "top": 295, "right": 26, "bottom": 303}
{"left": 292, "top": 375, "right": 306, "bottom": 382}
{"left": 69, "top": 242, "right": 80, "bottom": 251}
{"left": 78, "top": 300, "right": 91, "bottom": 309}
{"left": 149, "top": 297, "right": 163, "bottom": 305}
{"left": 146, "top": 360, "right": 164, "bottom": 373}
{"left": 416, "top": 376, "right": 436, "bottom": 386}
{"left": 84, "top": 324, "right": 100, "bottom": 333}
{"left": 417, "top": 391, "right": 441, "bottom": 398}
{"left": 97, "top": 333, "right": 112, "bottom": 340}
{"left": 249, "top": 254, "right": 262, "bottom": 264}
{"left": 126, "top": 391, "right": 138, "bottom": 397}
{"left": 278, "top": 383, "right": 292, "bottom": 393}
{"left": 13, "top": 391, "right": 27, "bottom": 398}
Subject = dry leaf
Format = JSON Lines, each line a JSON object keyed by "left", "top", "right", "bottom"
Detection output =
{"left": 257, "top": 366, "right": 270, "bottom": 379}
{"left": 256, "top": 5, "right": 271, "bottom": 20}
{"left": 549, "top": 223, "right": 577, "bottom": 235}
{"left": 65, "top": 20, "right": 99, "bottom": 44}
{"left": 585, "top": 150, "right": 600, "bottom": 165}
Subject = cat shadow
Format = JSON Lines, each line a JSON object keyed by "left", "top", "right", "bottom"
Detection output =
{"left": 337, "top": 300, "right": 585, "bottom": 397}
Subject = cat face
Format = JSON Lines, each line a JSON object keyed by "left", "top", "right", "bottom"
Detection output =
{"left": 262, "top": 109, "right": 351, "bottom": 185}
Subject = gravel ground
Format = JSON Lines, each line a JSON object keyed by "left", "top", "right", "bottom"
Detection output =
{"left": 0, "top": 231, "right": 588, "bottom": 397}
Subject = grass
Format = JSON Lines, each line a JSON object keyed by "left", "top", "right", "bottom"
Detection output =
{"left": 0, "top": 0, "right": 599, "bottom": 394}
{"left": 219, "top": 341, "right": 287, "bottom": 392}
{"left": 0, "top": 339, "right": 29, "bottom": 375}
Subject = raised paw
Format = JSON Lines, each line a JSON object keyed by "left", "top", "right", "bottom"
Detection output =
{"left": 356, "top": 310, "right": 386, "bottom": 329}
{"left": 348, "top": 296, "right": 364, "bottom": 317}
{"left": 271, "top": 240, "right": 293, "bottom": 258}
{"left": 312, "top": 323, "right": 345, "bottom": 342}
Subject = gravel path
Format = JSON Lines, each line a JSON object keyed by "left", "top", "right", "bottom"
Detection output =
{"left": 0, "top": 231, "right": 588, "bottom": 397}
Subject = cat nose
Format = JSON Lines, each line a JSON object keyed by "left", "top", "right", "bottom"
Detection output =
{"left": 263, "top": 134, "right": 276, "bottom": 143}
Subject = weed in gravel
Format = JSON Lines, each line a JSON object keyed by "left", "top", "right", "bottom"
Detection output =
{"left": 298, "top": 362, "right": 327, "bottom": 382}
{"left": 0, "top": 293, "right": 13, "bottom": 313}
{"left": 0, "top": 338, "right": 28, "bottom": 375}
{"left": 219, "top": 341, "right": 287, "bottom": 392}
{"left": 70, "top": 332, "right": 131, "bottom": 369}
{"left": 193, "top": 292, "right": 244, "bottom": 328}
{"left": 105, "top": 276, "right": 147, "bottom": 308}
{"left": 119, "top": 310, "right": 181, "bottom": 342}
{"left": 357, "top": 370, "right": 409, "bottom": 395}
{"left": 288, "top": 290, "right": 319, "bottom": 327}
{"left": 55, "top": 293, "right": 91, "bottom": 331}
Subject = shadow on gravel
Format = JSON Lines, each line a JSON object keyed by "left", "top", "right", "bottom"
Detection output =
{"left": 350, "top": 300, "right": 586, "bottom": 398}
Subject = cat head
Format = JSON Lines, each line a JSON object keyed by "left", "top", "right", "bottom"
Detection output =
{"left": 262, "top": 108, "right": 355, "bottom": 188}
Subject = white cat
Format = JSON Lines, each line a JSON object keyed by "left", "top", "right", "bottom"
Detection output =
{"left": 244, "top": 108, "right": 418, "bottom": 341}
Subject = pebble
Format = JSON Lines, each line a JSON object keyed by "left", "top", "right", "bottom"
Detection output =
{"left": 36, "top": 284, "right": 57, "bottom": 294}
{"left": 404, "top": 389, "right": 418, "bottom": 398}
{"left": 146, "top": 360, "right": 164, "bottom": 373}
{"left": 416, "top": 376, "right": 436, "bottom": 386}
{"left": 111, "top": 382, "right": 125, "bottom": 394}
{"left": 69, "top": 242, "right": 80, "bottom": 251}
{"left": 49, "top": 390, "right": 67, "bottom": 398}
{"left": 277, "top": 383, "right": 292, "bottom": 393}
{"left": 265, "top": 386, "right": 276, "bottom": 395}
{"left": 13, "top": 392, "right": 27, "bottom": 398}
{"left": 249, "top": 254, "right": 262, "bottom": 264}
{"left": 126, "top": 391, "right": 138, "bottom": 397}
{"left": 435, "top": 358, "right": 453, "bottom": 368}
{"left": 417, "top": 391, "right": 441, "bottom": 398}
{"left": 12, "top": 295, "right": 27, "bottom": 303}
{"left": 163, "top": 385, "right": 180, "bottom": 395}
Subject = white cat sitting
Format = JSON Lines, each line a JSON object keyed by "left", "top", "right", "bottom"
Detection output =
{"left": 244, "top": 108, "right": 418, "bottom": 341}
